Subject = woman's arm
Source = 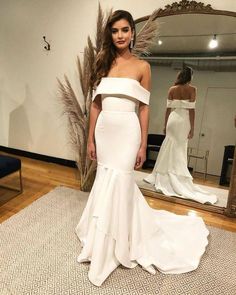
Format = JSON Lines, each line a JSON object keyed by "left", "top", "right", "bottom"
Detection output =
{"left": 163, "top": 108, "right": 171, "bottom": 135}
{"left": 138, "top": 102, "right": 149, "bottom": 149}
{"left": 87, "top": 96, "right": 102, "bottom": 160}
{"left": 163, "top": 88, "right": 172, "bottom": 134}
{"left": 188, "top": 110, "right": 195, "bottom": 139}
{"left": 135, "top": 62, "right": 151, "bottom": 169}
{"left": 188, "top": 87, "right": 197, "bottom": 139}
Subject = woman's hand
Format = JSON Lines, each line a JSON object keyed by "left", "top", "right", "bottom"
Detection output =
{"left": 87, "top": 141, "right": 97, "bottom": 161}
{"left": 135, "top": 146, "right": 146, "bottom": 169}
{"left": 188, "top": 129, "right": 194, "bottom": 139}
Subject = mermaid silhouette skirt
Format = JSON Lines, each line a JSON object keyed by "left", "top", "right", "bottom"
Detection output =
{"left": 75, "top": 78, "right": 209, "bottom": 286}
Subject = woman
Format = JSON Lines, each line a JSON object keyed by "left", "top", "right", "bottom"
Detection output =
{"left": 75, "top": 11, "right": 209, "bottom": 286}
{"left": 144, "top": 67, "right": 217, "bottom": 204}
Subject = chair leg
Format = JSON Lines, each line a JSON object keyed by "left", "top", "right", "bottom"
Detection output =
{"left": 0, "top": 169, "right": 23, "bottom": 193}
{"left": 192, "top": 158, "right": 197, "bottom": 178}
{"left": 204, "top": 158, "right": 208, "bottom": 180}
{"left": 143, "top": 149, "right": 149, "bottom": 169}
{"left": 19, "top": 168, "right": 23, "bottom": 192}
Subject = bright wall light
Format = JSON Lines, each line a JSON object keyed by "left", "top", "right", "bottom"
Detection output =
{"left": 209, "top": 34, "right": 218, "bottom": 49}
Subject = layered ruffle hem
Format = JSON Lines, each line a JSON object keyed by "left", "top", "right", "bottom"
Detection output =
{"left": 76, "top": 163, "right": 209, "bottom": 286}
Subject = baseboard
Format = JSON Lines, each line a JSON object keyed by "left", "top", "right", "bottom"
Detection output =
{"left": 0, "top": 146, "right": 76, "bottom": 168}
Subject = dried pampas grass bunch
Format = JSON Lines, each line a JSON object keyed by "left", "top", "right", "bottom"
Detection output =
{"left": 58, "top": 5, "right": 159, "bottom": 191}
{"left": 133, "top": 9, "right": 160, "bottom": 56}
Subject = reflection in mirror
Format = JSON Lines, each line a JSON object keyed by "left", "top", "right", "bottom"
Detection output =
{"left": 134, "top": 13, "right": 236, "bottom": 210}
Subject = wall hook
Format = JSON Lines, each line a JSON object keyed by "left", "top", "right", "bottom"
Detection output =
{"left": 43, "top": 36, "right": 51, "bottom": 51}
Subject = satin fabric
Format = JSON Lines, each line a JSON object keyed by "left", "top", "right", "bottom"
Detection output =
{"left": 75, "top": 78, "right": 209, "bottom": 286}
{"left": 144, "top": 99, "right": 217, "bottom": 204}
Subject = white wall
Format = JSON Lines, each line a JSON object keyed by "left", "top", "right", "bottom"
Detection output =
{"left": 0, "top": 0, "right": 236, "bottom": 160}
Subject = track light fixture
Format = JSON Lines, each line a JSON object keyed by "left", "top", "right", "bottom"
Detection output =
{"left": 209, "top": 34, "right": 218, "bottom": 49}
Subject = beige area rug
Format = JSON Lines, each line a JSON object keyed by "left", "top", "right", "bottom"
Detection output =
{"left": 135, "top": 171, "right": 229, "bottom": 208}
{"left": 1, "top": 186, "right": 236, "bottom": 295}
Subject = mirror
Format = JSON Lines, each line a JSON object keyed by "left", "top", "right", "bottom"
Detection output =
{"left": 134, "top": 1, "right": 236, "bottom": 215}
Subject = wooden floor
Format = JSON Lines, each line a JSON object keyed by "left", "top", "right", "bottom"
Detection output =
{"left": 1, "top": 153, "right": 236, "bottom": 232}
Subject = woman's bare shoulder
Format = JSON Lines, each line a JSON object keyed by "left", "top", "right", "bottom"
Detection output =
{"left": 167, "top": 86, "right": 176, "bottom": 98}
{"left": 132, "top": 58, "right": 151, "bottom": 90}
{"left": 189, "top": 84, "right": 197, "bottom": 91}
{"left": 140, "top": 59, "right": 150, "bottom": 71}
{"left": 131, "top": 56, "right": 150, "bottom": 69}
{"left": 168, "top": 85, "right": 177, "bottom": 92}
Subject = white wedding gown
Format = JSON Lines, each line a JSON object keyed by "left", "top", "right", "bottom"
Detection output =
{"left": 144, "top": 99, "right": 217, "bottom": 204}
{"left": 75, "top": 77, "right": 209, "bottom": 286}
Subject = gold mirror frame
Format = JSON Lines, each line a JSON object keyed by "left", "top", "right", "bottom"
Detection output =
{"left": 134, "top": 0, "right": 236, "bottom": 216}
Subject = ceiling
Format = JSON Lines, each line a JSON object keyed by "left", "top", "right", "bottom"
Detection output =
{"left": 136, "top": 14, "right": 236, "bottom": 57}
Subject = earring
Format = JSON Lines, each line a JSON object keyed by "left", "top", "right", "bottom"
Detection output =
{"left": 130, "top": 39, "right": 134, "bottom": 49}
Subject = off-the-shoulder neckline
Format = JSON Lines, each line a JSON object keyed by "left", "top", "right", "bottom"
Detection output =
{"left": 102, "top": 77, "right": 150, "bottom": 93}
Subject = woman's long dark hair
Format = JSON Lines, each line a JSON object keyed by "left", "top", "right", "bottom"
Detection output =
{"left": 91, "top": 10, "right": 136, "bottom": 88}
{"left": 175, "top": 66, "right": 193, "bottom": 85}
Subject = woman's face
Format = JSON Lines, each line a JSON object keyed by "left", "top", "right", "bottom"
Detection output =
{"left": 111, "top": 18, "right": 133, "bottom": 50}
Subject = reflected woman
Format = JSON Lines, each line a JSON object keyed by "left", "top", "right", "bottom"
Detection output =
{"left": 144, "top": 66, "right": 217, "bottom": 204}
